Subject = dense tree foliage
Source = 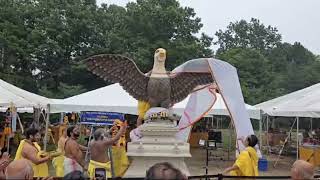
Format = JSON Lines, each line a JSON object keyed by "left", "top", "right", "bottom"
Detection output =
{"left": 0, "top": 0, "right": 213, "bottom": 98}
{"left": 216, "top": 19, "right": 320, "bottom": 104}
{"left": 215, "top": 18, "right": 282, "bottom": 55}
{"left": 0, "top": 0, "right": 319, "bottom": 104}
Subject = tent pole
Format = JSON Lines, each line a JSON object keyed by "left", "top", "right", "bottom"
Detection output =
{"left": 43, "top": 105, "right": 50, "bottom": 151}
{"left": 85, "top": 125, "right": 94, "bottom": 163}
{"left": 211, "top": 116, "right": 213, "bottom": 129}
{"left": 310, "top": 118, "right": 313, "bottom": 132}
{"left": 216, "top": 116, "right": 218, "bottom": 130}
{"left": 228, "top": 119, "right": 232, "bottom": 161}
{"left": 259, "top": 111, "right": 263, "bottom": 149}
{"left": 274, "top": 117, "right": 297, "bottom": 167}
{"left": 266, "top": 115, "right": 269, "bottom": 154}
{"left": 60, "top": 112, "right": 64, "bottom": 124}
{"left": 296, "top": 117, "right": 299, "bottom": 160}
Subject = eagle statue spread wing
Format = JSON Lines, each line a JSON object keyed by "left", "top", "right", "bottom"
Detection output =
{"left": 85, "top": 48, "right": 213, "bottom": 109}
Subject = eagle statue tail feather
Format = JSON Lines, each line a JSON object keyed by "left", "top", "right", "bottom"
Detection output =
{"left": 138, "top": 100, "right": 151, "bottom": 119}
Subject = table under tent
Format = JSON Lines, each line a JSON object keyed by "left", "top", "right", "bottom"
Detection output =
{"left": 255, "top": 82, "right": 320, "bottom": 167}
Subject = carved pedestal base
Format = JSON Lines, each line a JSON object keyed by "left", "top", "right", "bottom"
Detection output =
{"left": 124, "top": 119, "right": 191, "bottom": 178}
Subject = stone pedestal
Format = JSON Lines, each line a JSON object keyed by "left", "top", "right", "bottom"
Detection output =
{"left": 124, "top": 120, "right": 191, "bottom": 178}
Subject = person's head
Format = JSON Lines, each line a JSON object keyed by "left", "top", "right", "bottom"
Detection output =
{"left": 291, "top": 160, "right": 314, "bottom": 180}
{"left": 94, "top": 128, "right": 107, "bottom": 141}
{"left": 145, "top": 162, "right": 187, "bottom": 180}
{"left": 6, "top": 159, "right": 33, "bottom": 180}
{"left": 244, "top": 134, "right": 258, "bottom": 147}
{"left": 67, "top": 126, "right": 80, "bottom": 140}
{"left": 25, "top": 128, "right": 40, "bottom": 142}
{"left": 63, "top": 170, "right": 86, "bottom": 180}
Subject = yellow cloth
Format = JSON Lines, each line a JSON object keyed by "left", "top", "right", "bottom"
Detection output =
{"left": 111, "top": 120, "right": 127, "bottom": 147}
{"left": 88, "top": 160, "right": 111, "bottom": 179}
{"left": 4, "top": 127, "right": 11, "bottom": 135}
{"left": 112, "top": 146, "right": 129, "bottom": 177}
{"left": 52, "top": 155, "right": 64, "bottom": 177}
{"left": 14, "top": 140, "right": 25, "bottom": 160}
{"left": 14, "top": 140, "right": 49, "bottom": 177}
{"left": 52, "top": 137, "right": 66, "bottom": 177}
{"left": 138, "top": 100, "right": 150, "bottom": 119}
{"left": 230, "top": 147, "right": 259, "bottom": 176}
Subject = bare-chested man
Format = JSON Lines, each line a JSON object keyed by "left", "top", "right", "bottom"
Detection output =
{"left": 87, "top": 122, "right": 127, "bottom": 179}
{"left": 64, "top": 126, "right": 87, "bottom": 175}
{"left": 15, "top": 128, "right": 50, "bottom": 177}
{"left": 6, "top": 159, "right": 34, "bottom": 179}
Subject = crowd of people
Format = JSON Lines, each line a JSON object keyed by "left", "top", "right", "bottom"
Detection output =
{"left": 0, "top": 119, "right": 127, "bottom": 179}
{"left": 0, "top": 125, "right": 316, "bottom": 179}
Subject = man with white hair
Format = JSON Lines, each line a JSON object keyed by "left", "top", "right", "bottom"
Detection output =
{"left": 291, "top": 160, "right": 314, "bottom": 180}
{"left": 6, "top": 159, "right": 34, "bottom": 179}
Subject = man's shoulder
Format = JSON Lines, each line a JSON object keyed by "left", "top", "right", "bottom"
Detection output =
{"left": 90, "top": 140, "right": 105, "bottom": 147}
{"left": 68, "top": 139, "right": 78, "bottom": 144}
{"left": 65, "top": 139, "right": 78, "bottom": 149}
{"left": 21, "top": 141, "right": 36, "bottom": 157}
{"left": 22, "top": 141, "right": 33, "bottom": 150}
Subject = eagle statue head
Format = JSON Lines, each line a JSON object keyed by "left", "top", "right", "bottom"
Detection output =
{"left": 154, "top": 48, "right": 166, "bottom": 63}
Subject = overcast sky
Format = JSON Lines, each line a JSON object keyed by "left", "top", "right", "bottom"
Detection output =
{"left": 97, "top": 0, "right": 320, "bottom": 54}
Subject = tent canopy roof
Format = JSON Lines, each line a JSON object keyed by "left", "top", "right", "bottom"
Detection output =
{"left": 50, "top": 83, "right": 261, "bottom": 119}
{"left": 255, "top": 83, "right": 320, "bottom": 118}
{"left": 0, "top": 79, "right": 53, "bottom": 108}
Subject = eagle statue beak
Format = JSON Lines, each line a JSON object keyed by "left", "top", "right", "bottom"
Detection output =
{"left": 155, "top": 48, "right": 166, "bottom": 62}
{"left": 159, "top": 51, "right": 165, "bottom": 58}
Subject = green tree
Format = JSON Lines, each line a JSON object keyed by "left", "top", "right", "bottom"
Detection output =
{"left": 218, "top": 48, "right": 272, "bottom": 104}
{"left": 0, "top": 1, "right": 39, "bottom": 91}
{"left": 0, "top": 0, "right": 213, "bottom": 98}
{"left": 121, "top": 0, "right": 213, "bottom": 72}
{"left": 215, "top": 18, "right": 282, "bottom": 55}
{"left": 215, "top": 18, "right": 320, "bottom": 104}
{"left": 267, "top": 42, "right": 320, "bottom": 94}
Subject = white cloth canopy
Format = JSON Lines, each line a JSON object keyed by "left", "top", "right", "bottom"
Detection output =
{"left": 50, "top": 83, "right": 261, "bottom": 119}
{"left": 174, "top": 93, "right": 261, "bottom": 119}
{"left": 255, "top": 83, "right": 320, "bottom": 118}
{"left": 0, "top": 79, "right": 54, "bottom": 108}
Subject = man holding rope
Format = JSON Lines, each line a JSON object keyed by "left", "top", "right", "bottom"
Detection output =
{"left": 87, "top": 121, "right": 127, "bottom": 179}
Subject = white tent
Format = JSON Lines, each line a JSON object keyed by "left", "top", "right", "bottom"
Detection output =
{"left": 50, "top": 83, "right": 261, "bottom": 119}
{"left": 255, "top": 83, "right": 320, "bottom": 118}
{"left": 255, "top": 83, "right": 320, "bottom": 160}
{"left": 0, "top": 79, "right": 59, "bottom": 150}
{"left": 0, "top": 79, "right": 53, "bottom": 109}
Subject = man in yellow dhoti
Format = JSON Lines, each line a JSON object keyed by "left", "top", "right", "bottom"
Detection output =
{"left": 88, "top": 122, "right": 127, "bottom": 179}
{"left": 223, "top": 135, "right": 259, "bottom": 176}
{"left": 110, "top": 120, "right": 129, "bottom": 176}
{"left": 14, "top": 128, "right": 50, "bottom": 177}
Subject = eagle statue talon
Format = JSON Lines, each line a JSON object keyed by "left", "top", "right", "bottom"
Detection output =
{"left": 160, "top": 111, "right": 168, "bottom": 119}
{"left": 85, "top": 48, "right": 214, "bottom": 118}
{"left": 150, "top": 113, "right": 158, "bottom": 119}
